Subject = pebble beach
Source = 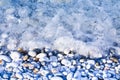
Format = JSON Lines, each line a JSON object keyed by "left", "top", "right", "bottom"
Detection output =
{"left": 0, "top": 0, "right": 120, "bottom": 80}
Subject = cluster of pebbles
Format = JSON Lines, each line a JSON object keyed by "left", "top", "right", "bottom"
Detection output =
{"left": 0, "top": 45, "right": 120, "bottom": 80}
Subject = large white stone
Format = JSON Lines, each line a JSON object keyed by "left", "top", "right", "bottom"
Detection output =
{"left": 10, "top": 51, "right": 21, "bottom": 61}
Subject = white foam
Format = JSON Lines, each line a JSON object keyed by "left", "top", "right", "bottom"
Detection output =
{"left": 0, "top": 0, "right": 119, "bottom": 58}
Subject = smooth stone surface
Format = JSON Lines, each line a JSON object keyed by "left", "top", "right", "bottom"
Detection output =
{"left": 15, "top": 73, "right": 23, "bottom": 79}
{"left": 51, "top": 62, "right": 58, "bottom": 67}
{"left": 61, "top": 59, "right": 71, "bottom": 67}
{"left": 10, "top": 51, "right": 21, "bottom": 61}
{"left": 92, "top": 77, "right": 98, "bottom": 80}
{"left": 7, "top": 43, "right": 16, "bottom": 50}
{"left": 1, "top": 33, "right": 8, "bottom": 39}
{"left": 6, "top": 62, "right": 18, "bottom": 68}
{"left": 67, "top": 72, "right": 73, "bottom": 80}
{"left": 104, "top": 78, "right": 117, "bottom": 80}
{"left": 86, "top": 64, "right": 91, "bottom": 69}
{"left": 3, "top": 73, "right": 9, "bottom": 79}
{"left": 74, "top": 71, "right": 81, "bottom": 78}
{"left": 87, "top": 60, "right": 95, "bottom": 65}
{"left": 80, "top": 77, "right": 88, "bottom": 80}
{"left": 50, "top": 77, "right": 63, "bottom": 80}
{"left": 36, "top": 53, "right": 46, "bottom": 58}
{"left": 0, "top": 55, "right": 11, "bottom": 62}
{"left": 28, "top": 50, "right": 36, "bottom": 57}
{"left": 50, "top": 56, "right": 58, "bottom": 62}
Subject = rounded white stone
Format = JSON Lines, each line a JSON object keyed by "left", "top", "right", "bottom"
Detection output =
{"left": 67, "top": 72, "right": 73, "bottom": 80}
{"left": 61, "top": 59, "right": 71, "bottom": 67}
{"left": 92, "top": 77, "right": 98, "bottom": 80}
{"left": 0, "top": 66, "right": 4, "bottom": 73}
{"left": 10, "top": 51, "right": 21, "bottom": 61}
{"left": 72, "top": 60, "right": 76, "bottom": 65}
{"left": 80, "top": 77, "right": 88, "bottom": 80}
{"left": 104, "top": 78, "right": 117, "bottom": 80}
{"left": 0, "top": 39, "right": 5, "bottom": 46}
{"left": 80, "top": 59, "right": 85, "bottom": 63}
{"left": 6, "top": 62, "right": 18, "bottom": 68}
{"left": 7, "top": 43, "right": 16, "bottom": 50}
{"left": 36, "top": 53, "right": 46, "bottom": 58}
{"left": 107, "top": 60, "right": 112, "bottom": 63}
{"left": 1, "top": 33, "right": 8, "bottom": 39}
{"left": 0, "top": 55, "right": 11, "bottom": 62}
{"left": 50, "top": 77, "right": 63, "bottom": 80}
{"left": 51, "top": 62, "right": 58, "bottom": 67}
{"left": 86, "top": 64, "right": 91, "bottom": 69}
{"left": 16, "top": 73, "right": 23, "bottom": 79}
{"left": 74, "top": 71, "right": 81, "bottom": 78}
{"left": 87, "top": 60, "right": 95, "bottom": 65}
{"left": 3, "top": 73, "right": 9, "bottom": 79}
{"left": 102, "top": 59, "right": 106, "bottom": 63}
{"left": 28, "top": 50, "right": 36, "bottom": 57}
{"left": 40, "top": 70, "right": 49, "bottom": 76}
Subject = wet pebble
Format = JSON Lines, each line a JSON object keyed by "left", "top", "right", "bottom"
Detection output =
{"left": 67, "top": 72, "right": 73, "bottom": 80}
{"left": 92, "top": 77, "right": 98, "bottom": 80}
{"left": 28, "top": 50, "right": 36, "bottom": 57}
{"left": 61, "top": 59, "right": 71, "bottom": 67}
{"left": 0, "top": 55, "right": 11, "bottom": 62}
{"left": 15, "top": 73, "right": 23, "bottom": 79}
{"left": 10, "top": 51, "right": 21, "bottom": 61}
{"left": 50, "top": 76, "right": 63, "bottom": 80}
{"left": 36, "top": 53, "right": 47, "bottom": 62}
{"left": 87, "top": 60, "right": 95, "bottom": 65}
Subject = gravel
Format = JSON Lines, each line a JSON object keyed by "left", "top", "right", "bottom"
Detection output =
{"left": 0, "top": 0, "right": 120, "bottom": 80}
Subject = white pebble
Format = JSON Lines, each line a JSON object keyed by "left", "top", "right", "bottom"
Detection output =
{"left": 80, "top": 59, "right": 85, "bottom": 63}
{"left": 7, "top": 43, "right": 16, "bottom": 50}
{"left": 16, "top": 73, "right": 23, "bottom": 79}
{"left": 50, "top": 56, "right": 58, "bottom": 62}
{"left": 92, "top": 77, "right": 98, "bottom": 80}
{"left": 28, "top": 50, "right": 36, "bottom": 57}
{"left": 40, "top": 69, "right": 49, "bottom": 76}
{"left": 86, "top": 64, "right": 91, "bottom": 69}
{"left": 87, "top": 60, "right": 95, "bottom": 65}
{"left": 0, "top": 66, "right": 4, "bottom": 73}
{"left": 50, "top": 77, "right": 63, "bottom": 80}
{"left": 0, "top": 55, "right": 11, "bottom": 62}
{"left": 1, "top": 33, "right": 8, "bottom": 39}
{"left": 67, "top": 72, "right": 73, "bottom": 80}
{"left": 51, "top": 62, "right": 58, "bottom": 67}
{"left": 104, "top": 78, "right": 117, "bottom": 80}
{"left": 80, "top": 77, "right": 88, "bottom": 80}
{"left": 107, "top": 60, "right": 112, "bottom": 63}
{"left": 36, "top": 53, "right": 46, "bottom": 58}
{"left": 6, "top": 62, "right": 18, "bottom": 68}
{"left": 10, "top": 51, "right": 21, "bottom": 61}
{"left": 3, "top": 73, "right": 9, "bottom": 79}
{"left": 74, "top": 71, "right": 81, "bottom": 78}
{"left": 61, "top": 59, "right": 71, "bottom": 67}
{"left": 102, "top": 59, "right": 106, "bottom": 63}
